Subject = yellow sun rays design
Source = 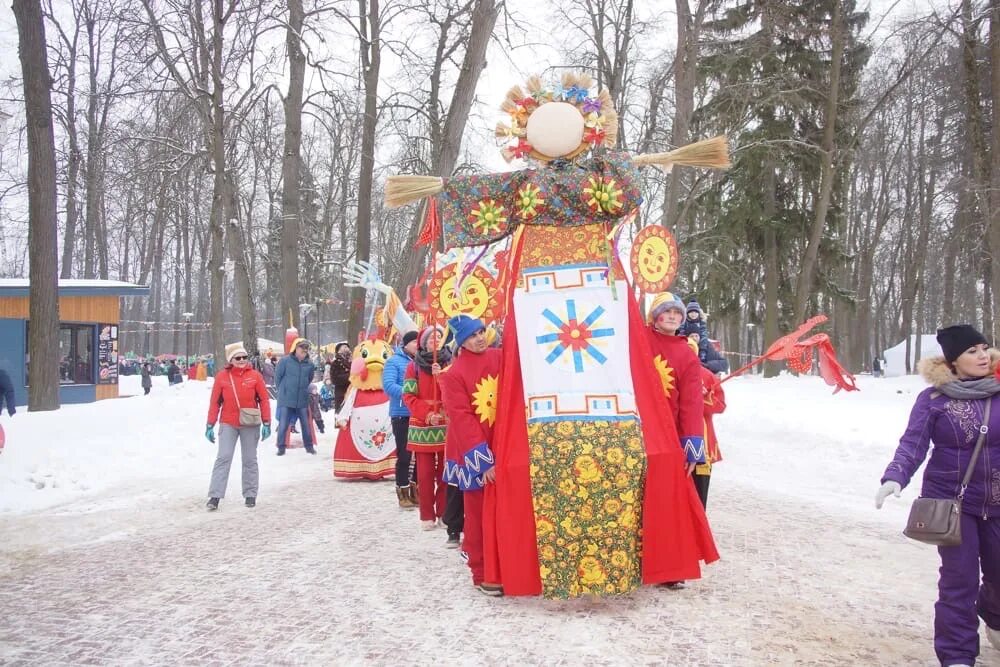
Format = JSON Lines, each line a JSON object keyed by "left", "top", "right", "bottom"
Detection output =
{"left": 472, "top": 374, "right": 499, "bottom": 426}
{"left": 653, "top": 355, "right": 675, "bottom": 397}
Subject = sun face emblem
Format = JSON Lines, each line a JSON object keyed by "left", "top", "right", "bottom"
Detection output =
{"left": 472, "top": 374, "right": 498, "bottom": 426}
{"left": 653, "top": 355, "right": 675, "bottom": 397}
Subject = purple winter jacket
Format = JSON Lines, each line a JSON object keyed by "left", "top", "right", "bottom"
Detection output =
{"left": 882, "top": 356, "right": 1000, "bottom": 519}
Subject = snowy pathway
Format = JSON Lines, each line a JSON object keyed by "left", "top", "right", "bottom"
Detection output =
{"left": 1, "top": 460, "right": 981, "bottom": 666}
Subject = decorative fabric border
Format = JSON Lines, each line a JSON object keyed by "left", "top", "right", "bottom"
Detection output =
{"left": 682, "top": 435, "right": 706, "bottom": 464}
{"left": 442, "top": 442, "right": 495, "bottom": 491}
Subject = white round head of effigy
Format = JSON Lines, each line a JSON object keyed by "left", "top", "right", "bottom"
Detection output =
{"left": 494, "top": 72, "right": 618, "bottom": 164}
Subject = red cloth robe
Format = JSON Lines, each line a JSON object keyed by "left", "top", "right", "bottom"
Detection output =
{"left": 438, "top": 348, "right": 501, "bottom": 489}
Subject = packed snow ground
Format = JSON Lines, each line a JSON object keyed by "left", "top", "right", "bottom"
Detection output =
{"left": 0, "top": 373, "right": 997, "bottom": 665}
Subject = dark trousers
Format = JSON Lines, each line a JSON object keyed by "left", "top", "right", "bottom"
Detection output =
{"left": 443, "top": 484, "right": 464, "bottom": 537}
{"left": 392, "top": 416, "right": 411, "bottom": 487}
{"left": 934, "top": 511, "right": 1000, "bottom": 666}
{"left": 693, "top": 473, "right": 711, "bottom": 508}
{"left": 143, "top": 386, "right": 151, "bottom": 395}
{"left": 277, "top": 407, "right": 314, "bottom": 450}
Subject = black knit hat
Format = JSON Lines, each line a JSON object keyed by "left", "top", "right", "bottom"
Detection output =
{"left": 402, "top": 330, "right": 419, "bottom": 347}
{"left": 936, "top": 324, "right": 988, "bottom": 363}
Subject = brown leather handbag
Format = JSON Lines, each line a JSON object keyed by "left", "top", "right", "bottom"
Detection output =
{"left": 903, "top": 400, "right": 990, "bottom": 546}
{"left": 229, "top": 372, "right": 262, "bottom": 427}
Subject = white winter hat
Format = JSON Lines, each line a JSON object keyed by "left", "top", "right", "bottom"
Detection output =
{"left": 225, "top": 343, "right": 249, "bottom": 363}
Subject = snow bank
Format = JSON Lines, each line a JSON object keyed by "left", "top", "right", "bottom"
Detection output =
{"left": 0, "top": 375, "right": 331, "bottom": 514}
{"left": 717, "top": 372, "right": 926, "bottom": 527}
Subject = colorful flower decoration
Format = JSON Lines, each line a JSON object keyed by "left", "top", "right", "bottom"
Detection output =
{"left": 516, "top": 183, "right": 546, "bottom": 220}
{"left": 531, "top": 88, "right": 551, "bottom": 102}
{"left": 565, "top": 85, "right": 588, "bottom": 103}
{"left": 583, "top": 177, "right": 624, "bottom": 215}
{"left": 496, "top": 73, "right": 618, "bottom": 163}
{"left": 510, "top": 138, "right": 534, "bottom": 159}
{"left": 468, "top": 198, "right": 507, "bottom": 234}
{"left": 584, "top": 126, "right": 606, "bottom": 146}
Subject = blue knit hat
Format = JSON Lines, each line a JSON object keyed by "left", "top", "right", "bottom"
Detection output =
{"left": 686, "top": 299, "right": 703, "bottom": 316}
{"left": 448, "top": 314, "right": 485, "bottom": 349}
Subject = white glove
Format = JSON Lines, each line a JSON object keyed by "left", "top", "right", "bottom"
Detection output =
{"left": 875, "top": 481, "right": 902, "bottom": 509}
{"left": 343, "top": 260, "right": 391, "bottom": 296}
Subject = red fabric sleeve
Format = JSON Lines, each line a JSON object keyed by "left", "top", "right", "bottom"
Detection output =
{"left": 703, "top": 372, "right": 726, "bottom": 416}
{"left": 676, "top": 348, "right": 705, "bottom": 439}
{"left": 402, "top": 364, "right": 433, "bottom": 422}
{"left": 206, "top": 370, "right": 226, "bottom": 425}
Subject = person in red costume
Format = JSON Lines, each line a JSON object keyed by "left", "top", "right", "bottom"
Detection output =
{"left": 645, "top": 291, "right": 708, "bottom": 589}
{"left": 687, "top": 335, "right": 727, "bottom": 508}
{"left": 402, "top": 325, "right": 452, "bottom": 530}
{"left": 646, "top": 291, "right": 706, "bottom": 472}
{"left": 438, "top": 314, "right": 504, "bottom": 596}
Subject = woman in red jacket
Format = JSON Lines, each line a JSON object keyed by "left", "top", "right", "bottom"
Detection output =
{"left": 205, "top": 343, "right": 272, "bottom": 511}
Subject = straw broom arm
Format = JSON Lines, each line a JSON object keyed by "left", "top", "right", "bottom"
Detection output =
{"left": 385, "top": 175, "right": 445, "bottom": 208}
{"left": 633, "top": 135, "right": 731, "bottom": 171}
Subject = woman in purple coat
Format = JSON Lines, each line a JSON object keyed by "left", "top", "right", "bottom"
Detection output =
{"left": 876, "top": 324, "right": 1000, "bottom": 667}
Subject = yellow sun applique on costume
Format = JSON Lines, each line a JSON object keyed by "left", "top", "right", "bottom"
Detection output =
{"left": 653, "top": 355, "right": 675, "bottom": 397}
{"left": 472, "top": 374, "right": 499, "bottom": 426}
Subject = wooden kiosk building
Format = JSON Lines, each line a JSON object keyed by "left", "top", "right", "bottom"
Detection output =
{"left": 0, "top": 279, "right": 149, "bottom": 406}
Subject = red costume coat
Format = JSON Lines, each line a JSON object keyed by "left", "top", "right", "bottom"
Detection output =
{"left": 402, "top": 362, "right": 446, "bottom": 454}
{"left": 700, "top": 366, "right": 726, "bottom": 467}
{"left": 438, "top": 347, "right": 501, "bottom": 490}
{"left": 645, "top": 327, "right": 707, "bottom": 464}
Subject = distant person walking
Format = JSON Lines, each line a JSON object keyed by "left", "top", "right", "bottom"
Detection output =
{"left": 140, "top": 363, "right": 152, "bottom": 395}
{"left": 204, "top": 343, "right": 272, "bottom": 511}
{"left": 275, "top": 338, "right": 317, "bottom": 456}
{"left": 0, "top": 367, "right": 15, "bottom": 417}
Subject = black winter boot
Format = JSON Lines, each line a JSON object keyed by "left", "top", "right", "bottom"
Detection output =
{"left": 206, "top": 497, "right": 220, "bottom": 511}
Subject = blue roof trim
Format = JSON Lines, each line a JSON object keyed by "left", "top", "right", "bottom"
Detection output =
{"left": 0, "top": 286, "right": 150, "bottom": 297}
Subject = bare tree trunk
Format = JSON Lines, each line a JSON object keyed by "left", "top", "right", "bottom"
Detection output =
{"left": 396, "top": 0, "right": 500, "bottom": 293}
{"left": 60, "top": 28, "right": 80, "bottom": 279}
{"left": 14, "top": 0, "right": 61, "bottom": 411}
{"left": 661, "top": 0, "right": 698, "bottom": 233}
{"left": 763, "top": 164, "right": 780, "bottom": 378}
{"left": 348, "top": 0, "right": 381, "bottom": 341}
{"left": 989, "top": 0, "right": 1000, "bottom": 342}
{"left": 794, "top": 0, "right": 844, "bottom": 324}
{"left": 280, "top": 0, "right": 305, "bottom": 333}
{"left": 207, "top": 0, "right": 228, "bottom": 363}
{"left": 226, "top": 173, "right": 258, "bottom": 358}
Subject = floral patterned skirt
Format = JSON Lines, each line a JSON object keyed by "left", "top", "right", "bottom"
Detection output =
{"left": 527, "top": 418, "right": 647, "bottom": 599}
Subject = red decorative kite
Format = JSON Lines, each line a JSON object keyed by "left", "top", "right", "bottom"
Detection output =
{"left": 724, "top": 315, "right": 858, "bottom": 394}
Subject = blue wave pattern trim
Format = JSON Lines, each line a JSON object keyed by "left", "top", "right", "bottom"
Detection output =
{"left": 682, "top": 435, "right": 706, "bottom": 464}
{"left": 442, "top": 442, "right": 495, "bottom": 491}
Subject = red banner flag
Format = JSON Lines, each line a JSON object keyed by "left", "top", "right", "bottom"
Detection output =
{"left": 415, "top": 197, "right": 440, "bottom": 248}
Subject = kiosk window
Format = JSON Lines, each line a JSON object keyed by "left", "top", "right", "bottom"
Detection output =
{"left": 58, "top": 325, "right": 94, "bottom": 384}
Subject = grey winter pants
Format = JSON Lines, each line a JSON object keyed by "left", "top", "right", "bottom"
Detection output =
{"left": 208, "top": 424, "right": 260, "bottom": 499}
